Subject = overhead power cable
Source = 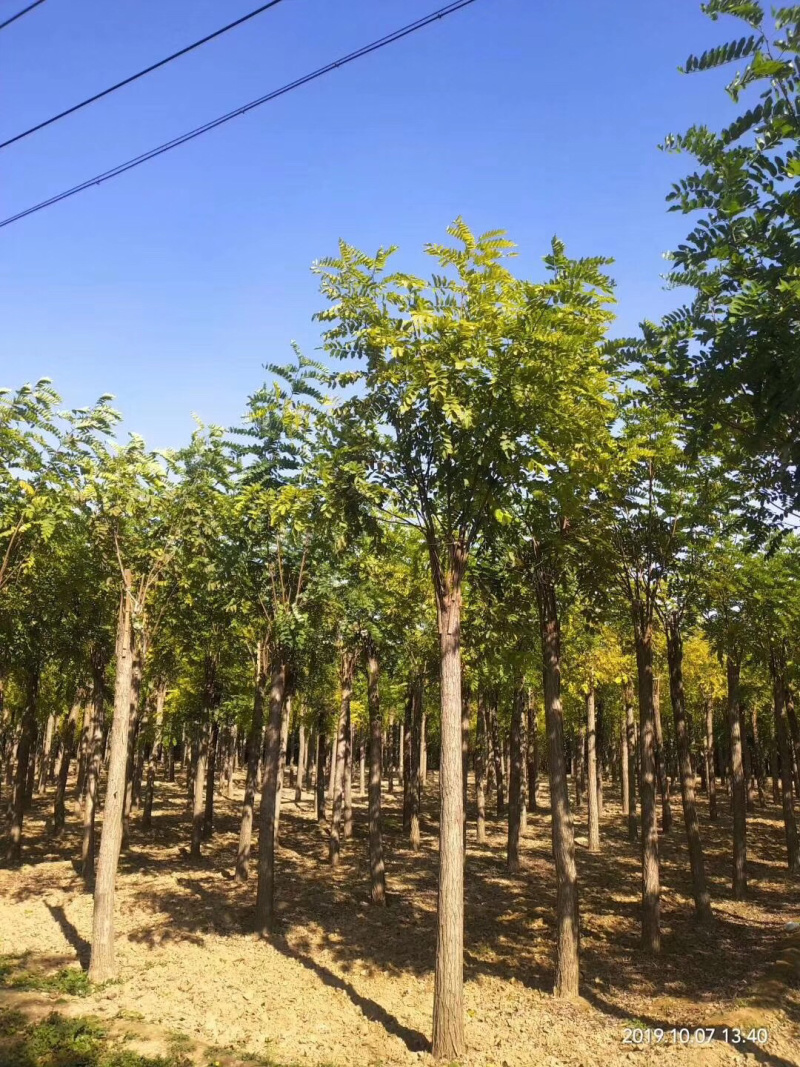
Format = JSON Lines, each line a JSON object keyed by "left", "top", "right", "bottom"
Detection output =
{"left": 0, "top": 0, "right": 291, "bottom": 150}
{"left": 0, "top": 0, "right": 481, "bottom": 230}
{"left": 0, "top": 0, "right": 45, "bottom": 33}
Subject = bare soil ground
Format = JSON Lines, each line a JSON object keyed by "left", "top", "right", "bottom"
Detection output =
{"left": 1, "top": 771, "right": 799, "bottom": 1067}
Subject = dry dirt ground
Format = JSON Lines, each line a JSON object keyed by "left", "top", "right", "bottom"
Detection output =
{"left": 1, "top": 769, "right": 799, "bottom": 1067}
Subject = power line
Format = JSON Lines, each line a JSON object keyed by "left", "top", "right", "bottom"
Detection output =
{"left": 0, "top": 0, "right": 481, "bottom": 230}
{"left": 0, "top": 0, "right": 291, "bottom": 150}
{"left": 0, "top": 0, "right": 45, "bottom": 32}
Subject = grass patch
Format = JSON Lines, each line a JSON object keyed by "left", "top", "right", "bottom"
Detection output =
{"left": 0, "top": 956, "right": 92, "bottom": 998}
{"left": 0, "top": 1011, "right": 190, "bottom": 1067}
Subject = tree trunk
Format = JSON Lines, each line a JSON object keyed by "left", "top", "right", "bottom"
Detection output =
{"left": 82, "top": 664, "right": 105, "bottom": 886}
{"left": 507, "top": 683, "right": 524, "bottom": 871}
{"left": 315, "top": 728, "right": 326, "bottom": 826}
{"left": 203, "top": 719, "right": 219, "bottom": 840}
{"left": 634, "top": 610, "right": 660, "bottom": 953}
{"left": 461, "top": 690, "right": 470, "bottom": 851}
{"left": 274, "top": 695, "right": 290, "bottom": 844}
{"left": 475, "top": 697, "right": 487, "bottom": 845}
{"left": 191, "top": 721, "right": 209, "bottom": 858}
{"left": 575, "top": 727, "right": 586, "bottom": 810}
{"left": 653, "top": 678, "right": 672, "bottom": 834}
{"left": 751, "top": 706, "right": 765, "bottom": 806}
{"left": 489, "top": 699, "right": 504, "bottom": 816}
{"left": 36, "top": 711, "right": 56, "bottom": 794}
{"left": 403, "top": 687, "right": 413, "bottom": 833}
{"left": 294, "top": 723, "right": 305, "bottom": 804}
{"left": 771, "top": 653, "right": 799, "bottom": 874}
{"left": 88, "top": 580, "right": 135, "bottom": 983}
{"left": 142, "top": 743, "right": 155, "bottom": 830}
{"left": 625, "top": 685, "right": 637, "bottom": 843}
{"left": 366, "top": 648, "right": 387, "bottom": 905}
{"left": 527, "top": 695, "right": 538, "bottom": 813}
{"left": 235, "top": 644, "right": 266, "bottom": 882}
{"left": 430, "top": 547, "right": 466, "bottom": 1060}
{"left": 329, "top": 652, "right": 355, "bottom": 865}
{"left": 537, "top": 569, "right": 580, "bottom": 998}
{"left": 254, "top": 659, "right": 287, "bottom": 935}
{"left": 586, "top": 686, "right": 600, "bottom": 854}
{"left": 595, "top": 697, "right": 605, "bottom": 819}
{"left": 6, "top": 668, "right": 39, "bottom": 866}
{"left": 785, "top": 688, "right": 800, "bottom": 801}
{"left": 344, "top": 710, "right": 353, "bottom": 840}
{"left": 53, "top": 699, "right": 80, "bottom": 835}
{"left": 620, "top": 720, "right": 629, "bottom": 817}
{"left": 726, "top": 654, "right": 747, "bottom": 898}
{"left": 666, "top": 621, "right": 712, "bottom": 922}
{"left": 409, "top": 676, "right": 422, "bottom": 850}
{"left": 740, "top": 703, "right": 755, "bottom": 814}
{"left": 705, "top": 697, "right": 717, "bottom": 820}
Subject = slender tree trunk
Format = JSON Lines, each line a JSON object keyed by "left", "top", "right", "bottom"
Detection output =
{"left": 751, "top": 706, "right": 765, "bottom": 806}
{"left": 329, "top": 652, "right": 355, "bottom": 865}
{"left": 82, "top": 664, "right": 105, "bottom": 885}
{"left": 785, "top": 689, "right": 800, "bottom": 801}
{"left": 653, "top": 678, "right": 672, "bottom": 834}
{"left": 620, "top": 720, "right": 630, "bottom": 818}
{"left": 235, "top": 645, "right": 266, "bottom": 882}
{"left": 527, "top": 695, "right": 538, "bottom": 813}
{"left": 254, "top": 660, "right": 287, "bottom": 935}
{"left": 316, "top": 728, "right": 327, "bottom": 826}
{"left": 772, "top": 733, "right": 781, "bottom": 803}
{"left": 595, "top": 697, "right": 605, "bottom": 819}
{"left": 430, "top": 547, "right": 466, "bottom": 1060}
{"left": 191, "top": 721, "right": 209, "bottom": 858}
{"left": 142, "top": 743, "right": 155, "bottom": 830}
{"left": 36, "top": 711, "right": 56, "bottom": 794}
{"left": 666, "top": 621, "right": 712, "bottom": 922}
{"left": 344, "top": 708, "right": 353, "bottom": 841}
{"left": 537, "top": 569, "right": 580, "bottom": 998}
{"left": 203, "top": 719, "right": 219, "bottom": 840}
{"left": 53, "top": 699, "right": 80, "bottom": 835}
{"left": 122, "top": 637, "right": 144, "bottom": 848}
{"left": 274, "top": 695, "right": 290, "bottom": 844}
{"left": 634, "top": 610, "right": 660, "bottom": 953}
{"left": 575, "top": 727, "right": 586, "bottom": 810}
{"left": 771, "top": 653, "right": 799, "bottom": 874}
{"left": 586, "top": 686, "right": 600, "bottom": 854}
{"left": 625, "top": 685, "right": 637, "bottom": 843}
{"left": 475, "top": 696, "right": 487, "bottom": 845}
{"left": 6, "top": 668, "right": 39, "bottom": 866}
{"left": 740, "top": 703, "right": 755, "bottom": 813}
{"left": 366, "top": 648, "right": 386, "bottom": 905}
{"left": 461, "top": 689, "right": 470, "bottom": 851}
{"left": 403, "top": 686, "right": 413, "bottom": 833}
{"left": 704, "top": 697, "right": 718, "bottom": 820}
{"left": 419, "top": 710, "right": 427, "bottom": 794}
{"left": 489, "top": 700, "right": 504, "bottom": 816}
{"left": 88, "top": 580, "right": 135, "bottom": 983}
{"left": 409, "top": 676, "right": 422, "bottom": 850}
{"left": 295, "top": 723, "right": 305, "bottom": 804}
{"left": 726, "top": 654, "right": 747, "bottom": 898}
{"left": 507, "top": 683, "right": 524, "bottom": 871}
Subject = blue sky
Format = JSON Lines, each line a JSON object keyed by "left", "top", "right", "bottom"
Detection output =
{"left": 2, "top": 0, "right": 738, "bottom": 448}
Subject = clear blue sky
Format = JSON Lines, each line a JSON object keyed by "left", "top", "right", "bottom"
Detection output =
{"left": 2, "top": 0, "right": 737, "bottom": 448}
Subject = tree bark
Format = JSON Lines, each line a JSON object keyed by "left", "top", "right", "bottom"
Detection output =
{"left": 191, "top": 720, "right": 209, "bottom": 858}
{"left": 785, "top": 688, "right": 800, "bottom": 801}
{"left": 430, "top": 545, "right": 466, "bottom": 1060}
{"left": 704, "top": 697, "right": 717, "bottom": 820}
{"left": 634, "top": 609, "right": 660, "bottom": 953}
{"left": 620, "top": 721, "right": 629, "bottom": 817}
{"left": 329, "top": 652, "right": 355, "bottom": 865}
{"left": 507, "top": 683, "right": 524, "bottom": 871}
{"left": 295, "top": 723, "right": 305, "bottom": 804}
{"left": 36, "top": 711, "right": 56, "bottom": 794}
{"left": 344, "top": 709, "right": 353, "bottom": 840}
{"left": 409, "top": 676, "right": 422, "bottom": 850}
{"left": 366, "top": 648, "right": 386, "bottom": 905}
{"left": 315, "top": 727, "right": 326, "bottom": 826}
{"left": 203, "top": 719, "right": 219, "bottom": 840}
{"left": 88, "top": 579, "right": 135, "bottom": 983}
{"left": 537, "top": 569, "right": 580, "bottom": 998}
{"left": 666, "top": 621, "right": 712, "bottom": 922}
{"left": 274, "top": 695, "right": 290, "bottom": 844}
{"left": 586, "top": 686, "right": 600, "bottom": 854}
{"left": 489, "top": 699, "right": 504, "bottom": 816}
{"left": 235, "top": 643, "right": 266, "bottom": 882}
{"left": 726, "top": 654, "right": 747, "bottom": 898}
{"left": 653, "top": 678, "right": 672, "bottom": 834}
{"left": 475, "top": 696, "right": 487, "bottom": 845}
{"left": 527, "top": 695, "right": 538, "bottom": 812}
{"left": 82, "top": 669, "right": 105, "bottom": 886}
{"left": 6, "top": 668, "right": 39, "bottom": 866}
{"left": 254, "top": 659, "right": 287, "bottom": 935}
{"left": 771, "top": 652, "right": 799, "bottom": 874}
{"left": 53, "top": 699, "right": 80, "bottom": 835}
{"left": 142, "top": 742, "right": 155, "bottom": 830}
{"left": 740, "top": 703, "right": 755, "bottom": 814}
{"left": 624, "top": 683, "right": 637, "bottom": 842}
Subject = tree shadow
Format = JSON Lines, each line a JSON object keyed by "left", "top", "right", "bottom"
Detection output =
{"left": 44, "top": 902, "right": 90, "bottom": 969}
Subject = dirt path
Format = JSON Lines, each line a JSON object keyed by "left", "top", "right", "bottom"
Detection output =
{"left": 1, "top": 773, "right": 798, "bottom": 1066}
